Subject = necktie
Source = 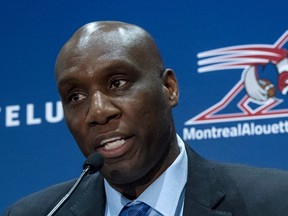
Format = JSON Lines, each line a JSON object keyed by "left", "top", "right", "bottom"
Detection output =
{"left": 119, "top": 202, "right": 151, "bottom": 216}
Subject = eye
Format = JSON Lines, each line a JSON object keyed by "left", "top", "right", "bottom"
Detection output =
{"left": 110, "top": 79, "right": 128, "bottom": 90}
{"left": 69, "top": 93, "right": 87, "bottom": 103}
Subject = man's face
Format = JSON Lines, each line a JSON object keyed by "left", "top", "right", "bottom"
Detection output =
{"left": 56, "top": 28, "right": 178, "bottom": 186}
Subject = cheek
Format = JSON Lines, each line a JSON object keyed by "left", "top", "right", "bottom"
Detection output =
{"left": 127, "top": 84, "right": 169, "bottom": 115}
{"left": 64, "top": 108, "right": 80, "bottom": 133}
{"left": 140, "top": 86, "right": 169, "bottom": 123}
{"left": 136, "top": 90, "right": 170, "bottom": 128}
{"left": 123, "top": 87, "right": 171, "bottom": 147}
{"left": 64, "top": 109, "right": 90, "bottom": 156}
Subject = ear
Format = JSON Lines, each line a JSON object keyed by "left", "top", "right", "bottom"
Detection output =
{"left": 162, "top": 69, "right": 179, "bottom": 107}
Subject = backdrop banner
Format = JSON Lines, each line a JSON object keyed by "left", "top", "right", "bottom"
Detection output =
{"left": 1, "top": 0, "right": 287, "bottom": 212}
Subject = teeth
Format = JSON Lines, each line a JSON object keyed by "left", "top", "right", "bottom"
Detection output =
{"left": 100, "top": 137, "right": 122, "bottom": 145}
{"left": 100, "top": 136, "right": 126, "bottom": 150}
{"left": 104, "top": 139, "right": 125, "bottom": 150}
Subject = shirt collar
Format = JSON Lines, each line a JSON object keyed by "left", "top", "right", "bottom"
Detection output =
{"left": 104, "top": 134, "right": 188, "bottom": 216}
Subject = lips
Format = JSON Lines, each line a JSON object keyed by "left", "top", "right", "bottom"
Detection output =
{"left": 95, "top": 134, "right": 134, "bottom": 158}
{"left": 99, "top": 136, "right": 126, "bottom": 150}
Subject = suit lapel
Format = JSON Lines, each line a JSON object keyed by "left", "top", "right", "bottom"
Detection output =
{"left": 184, "top": 145, "right": 232, "bottom": 216}
{"left": 63, "top": 173, "right": 106, "bottom": 216}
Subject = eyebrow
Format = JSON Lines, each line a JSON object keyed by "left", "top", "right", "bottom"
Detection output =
{"left": 57, "top": 70, "right": 82, "bottom": 88}
{"left": 57, "top": 77, "right": 77, "bottom": 87}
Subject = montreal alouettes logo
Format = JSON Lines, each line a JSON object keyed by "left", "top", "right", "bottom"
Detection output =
{"left": 185, "top": 31, "right": 288, "bottom": 125}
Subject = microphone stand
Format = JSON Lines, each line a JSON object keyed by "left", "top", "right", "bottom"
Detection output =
{"left": 46, "top": 152, "right": 103, "bottom": 216}
{"left": 46, "top": 165, "right": 92, "bottom": 216}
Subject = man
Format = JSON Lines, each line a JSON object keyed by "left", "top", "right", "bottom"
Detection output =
{"left": 2, "top": 21, "right": 288, "bottom": 216}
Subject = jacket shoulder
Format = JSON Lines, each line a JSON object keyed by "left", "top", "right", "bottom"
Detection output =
{"left": 211, "top": 161, "right": 288, "bottom": 214}
{"left": 2, "top": 179, "right": 76, "bottom": 216}
{"left": 185, "top": 144, "right": 288, "bottom": 215}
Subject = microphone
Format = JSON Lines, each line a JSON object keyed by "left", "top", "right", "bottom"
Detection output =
{"left": 47, "top": 152, "right": 104, "bottom": 216}
{"left": 83, "top": 152, "right": 104, "bottom": 174}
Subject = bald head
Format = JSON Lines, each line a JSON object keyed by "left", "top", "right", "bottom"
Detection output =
{"left": 55, "top": 21, "right": 164, "bottom": 78}
{"left": 54, "top": 21, "right": 179, "bottom": 194}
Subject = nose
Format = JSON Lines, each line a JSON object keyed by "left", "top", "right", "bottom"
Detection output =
{"left": 86, "top": 91, "right": 121, "bottom": 126}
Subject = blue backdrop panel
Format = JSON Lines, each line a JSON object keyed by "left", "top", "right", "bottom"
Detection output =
{"left": 1, "top": 0, "right": 288, "bottom": 212}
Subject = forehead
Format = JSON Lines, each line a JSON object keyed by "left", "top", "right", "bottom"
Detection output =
{"left": 56, "top": 29, "right": 156, "bottom": 80}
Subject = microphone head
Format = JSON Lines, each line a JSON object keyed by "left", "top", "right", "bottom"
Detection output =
{"left": 83, "top": 152, "right": 104, "bottom": 174}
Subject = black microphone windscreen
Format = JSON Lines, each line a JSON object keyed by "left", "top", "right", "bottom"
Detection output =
{"left": 83, "top": 152, "right": 104, "bottom": 174}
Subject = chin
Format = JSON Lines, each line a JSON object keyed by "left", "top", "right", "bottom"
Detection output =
{"left": 102, "top": 165, "right": 151, "bottom": 185}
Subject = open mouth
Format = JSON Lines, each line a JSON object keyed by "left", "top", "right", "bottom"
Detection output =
{"left": 98, "top": 136, "right": 127, "bottom": 150}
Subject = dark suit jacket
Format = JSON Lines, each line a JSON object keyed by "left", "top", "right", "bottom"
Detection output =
{"left": 3, "top": 145, "right": 288, "bottom": 215}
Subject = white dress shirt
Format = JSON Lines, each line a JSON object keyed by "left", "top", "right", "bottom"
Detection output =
{"left": 104, "top": 134, "right": 188, "bottom": 216}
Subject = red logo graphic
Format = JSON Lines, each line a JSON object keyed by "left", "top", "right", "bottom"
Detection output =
{"left": 185, "top": 31, "right": 288, "bottom": 125}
